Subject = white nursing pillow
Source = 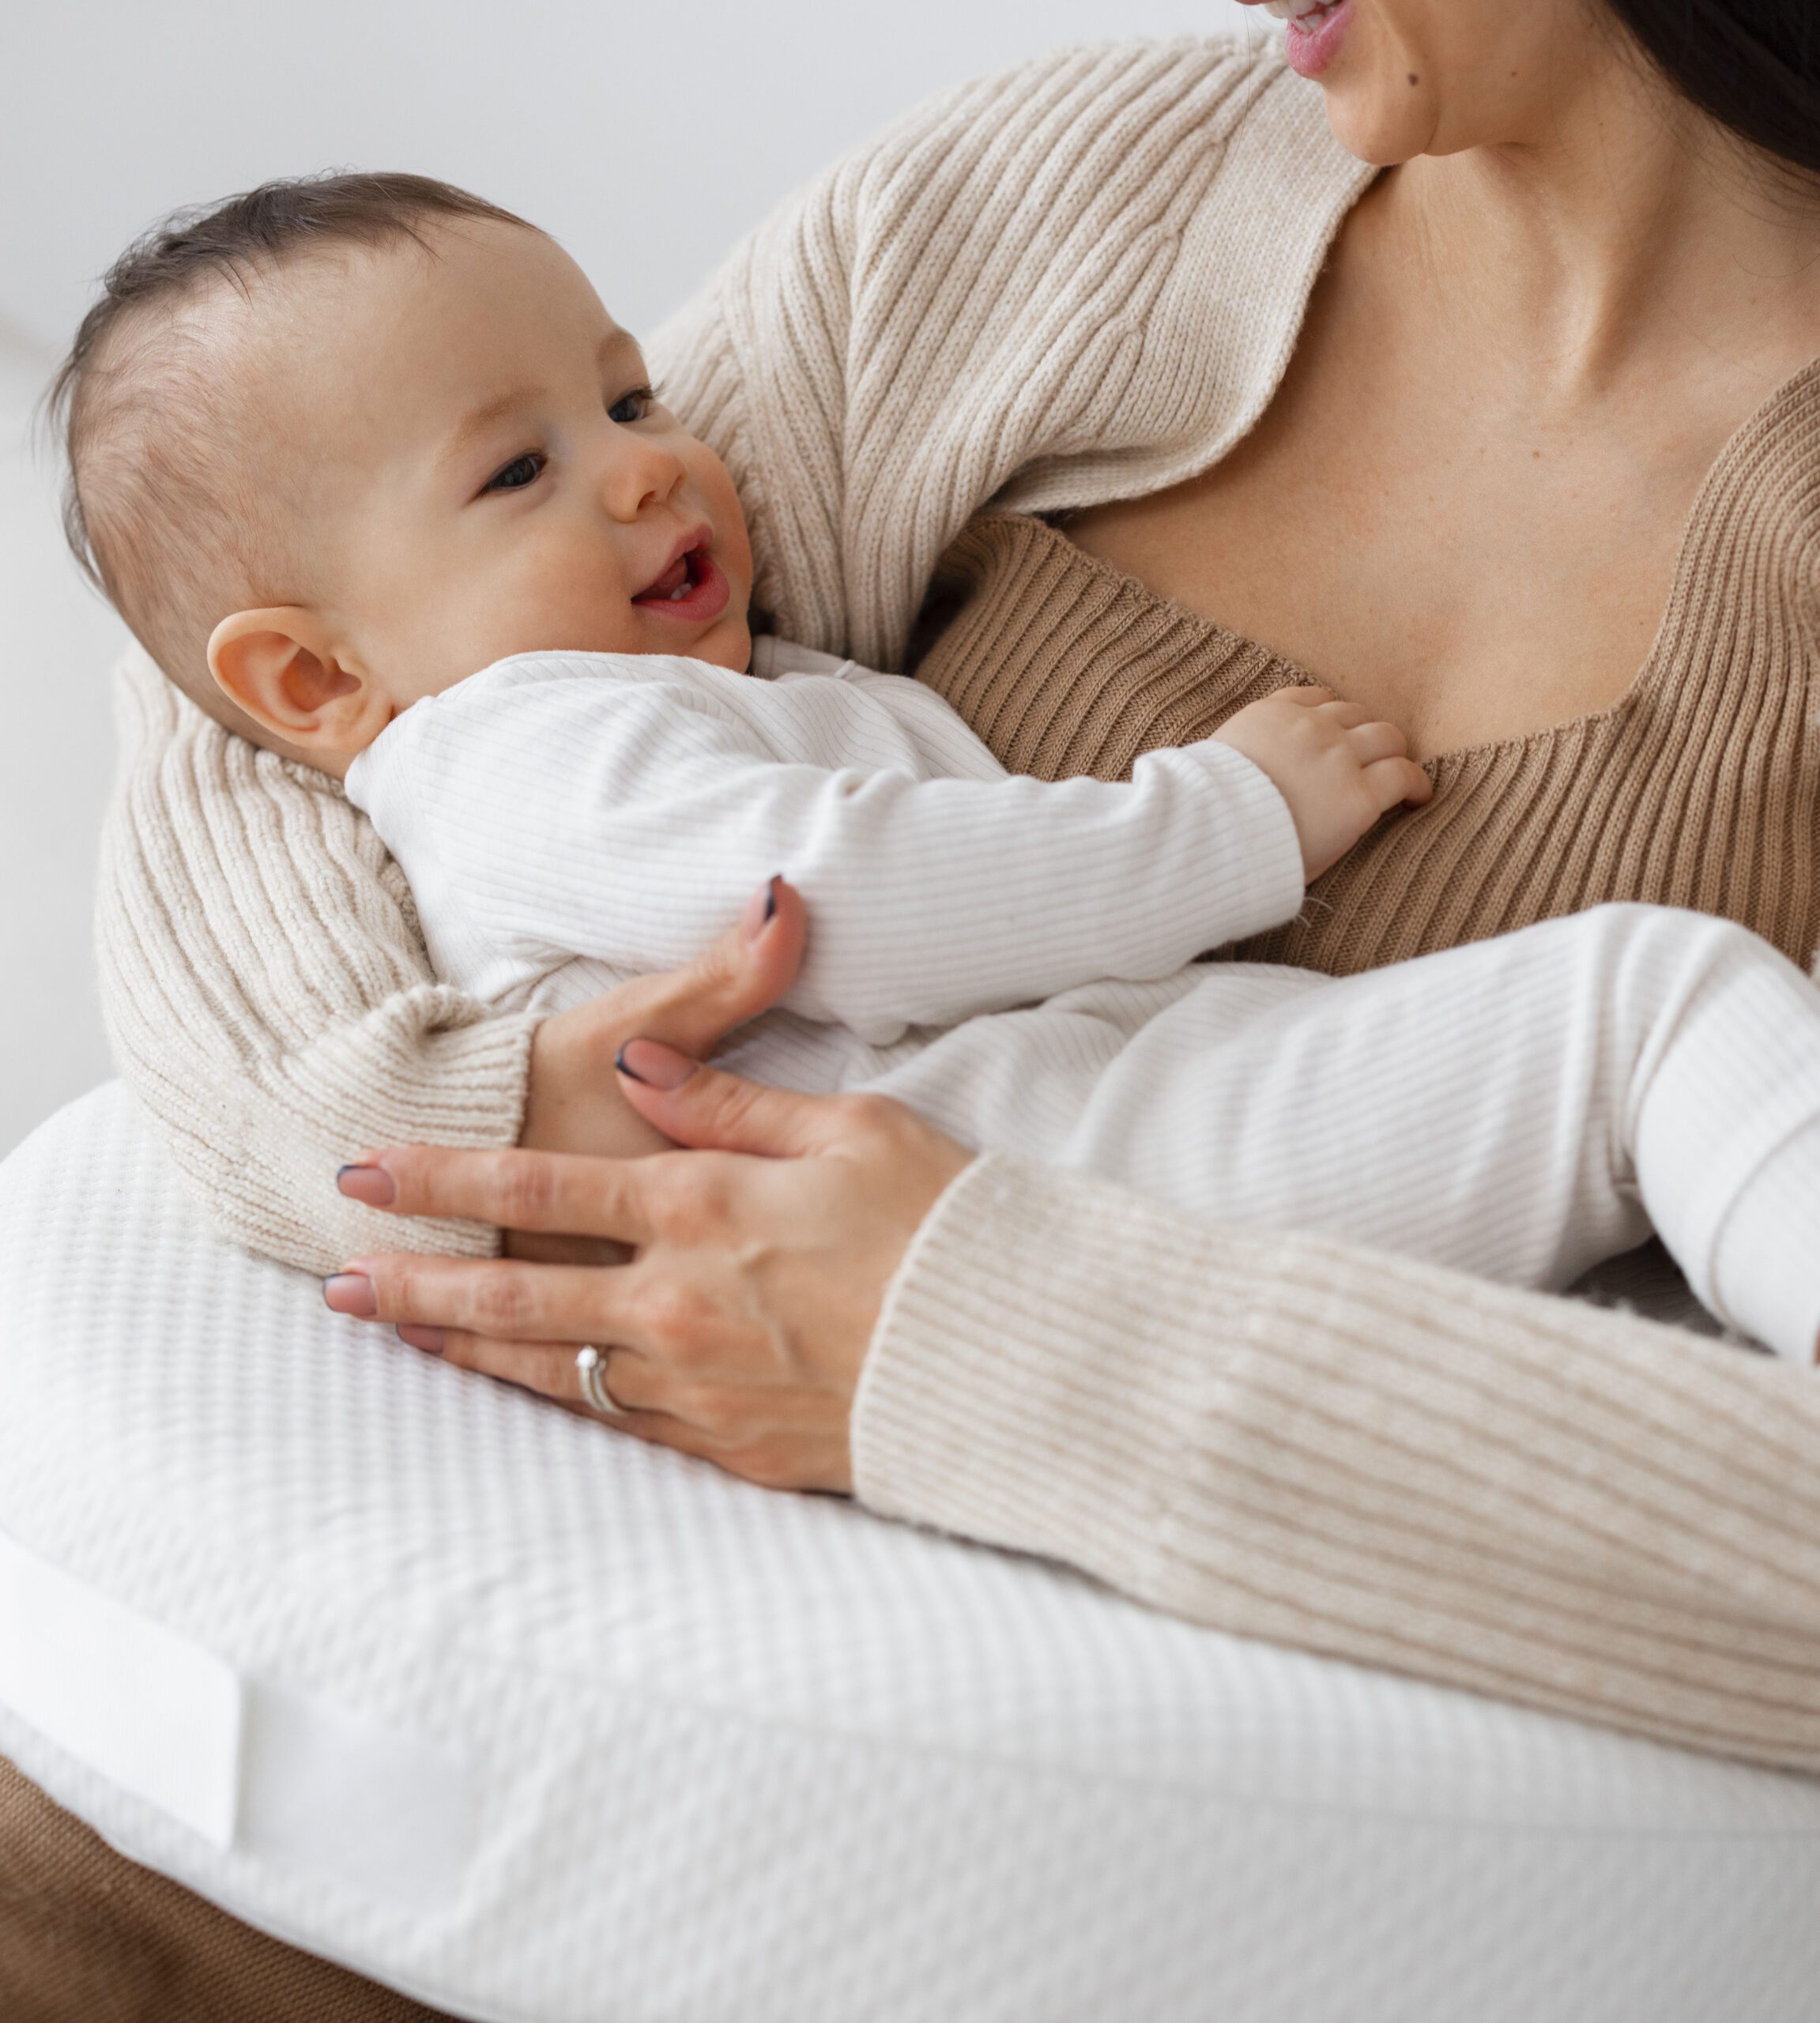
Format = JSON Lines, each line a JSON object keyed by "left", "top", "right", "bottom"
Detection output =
{"left": 2, "top": 1085, "right": 1818, "bottom": 2023}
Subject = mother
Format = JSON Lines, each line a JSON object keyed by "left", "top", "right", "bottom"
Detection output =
{"left": 108, "top": 0, "right": 1820, "bottom": 1771}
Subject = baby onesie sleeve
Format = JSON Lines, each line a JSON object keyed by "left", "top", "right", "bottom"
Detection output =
{"left": 349, "top": 653, "right": 1307, "bottom": 1045}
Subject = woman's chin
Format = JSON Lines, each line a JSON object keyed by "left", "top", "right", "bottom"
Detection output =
{"left": 1316, "top": 73, "right": 1442, "bottom": 168}
{"left": 1297, "top": 13, "right": 1459, "bottom": 168}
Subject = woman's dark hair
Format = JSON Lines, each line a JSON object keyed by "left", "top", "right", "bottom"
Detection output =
{"left": 1604, "top": 0, "right": 1820, "bottom": 181}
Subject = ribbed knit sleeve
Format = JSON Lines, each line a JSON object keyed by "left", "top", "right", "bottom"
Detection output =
{"left": 96, "top": 652, "right": 537, "bottom": 1274}
{"left": 649, "top": 39, "right": 1363, "bottom": 669}
{"left": 855, "top": 1155, "right": 1820, "bottom": 1772}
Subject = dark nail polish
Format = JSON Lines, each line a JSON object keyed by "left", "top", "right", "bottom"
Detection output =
{"left": 322, "top": 1272, "right": 378, "bottom": 1319}
{"left": 615, "top": 1038, "right": 697, "bottom": 1091}
{"left": 764, "top": 875, "right": 780, "bottom": 922}
{"left": 336, "top": 1163, "right": 398, "bottom": 1207}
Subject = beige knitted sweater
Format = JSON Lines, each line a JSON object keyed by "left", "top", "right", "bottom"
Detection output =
{"left": 97, "top": 37, "right": 1820, "bottom": 1769}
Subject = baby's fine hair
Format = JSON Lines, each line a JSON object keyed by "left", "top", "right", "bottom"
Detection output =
{"left": 51, "top": 171, "right": 533, "bottom": 706}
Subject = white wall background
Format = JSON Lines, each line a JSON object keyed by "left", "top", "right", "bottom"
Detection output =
{"left": 0, "top": 0, "right": 1257, "bottom": 1156}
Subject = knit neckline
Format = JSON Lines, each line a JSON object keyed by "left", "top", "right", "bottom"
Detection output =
{"left": 1057, "top": 352, "right": 1820, "bottom": 774}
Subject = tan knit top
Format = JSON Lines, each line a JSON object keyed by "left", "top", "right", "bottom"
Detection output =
{"left": 916, "top": 362, "right": 1820, "bottom": 976}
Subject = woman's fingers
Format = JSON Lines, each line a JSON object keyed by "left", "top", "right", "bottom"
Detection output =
{"left": 403, "top": 1319, "right": 799, "bottom": 1437}
{"left": 340, "top": 1144, "right": 660, "bottom": 1242}
{"left": 616, "top": 1042, "right": 873, "bottom": 1158}
{"left": 328, "top": 1250, "right": 646, "bottom": 1343}
{"left": 403, "top": 1323, "right": 733, "bottom": 1450}
{"left": 387, "top": 1318, "right": 833, "bottom": 1485}
{"left": 421, "top": 1328, "right": 620, "bottom": 1402}
{"left": 654, "top": 876, "right": 809, "bottom": 1059}
{"left": 555, "top": 876, "right": 805, "bottom": 1063}
{"left": 516, "top": 880, "right": 809, "bottom": 1166}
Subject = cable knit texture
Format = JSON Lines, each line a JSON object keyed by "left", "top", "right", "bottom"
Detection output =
{"left": 94, "top": 34, "right": 1820, "bottom": 1764}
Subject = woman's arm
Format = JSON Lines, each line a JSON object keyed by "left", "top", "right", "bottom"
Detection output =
{"left": 96, "top": 658, "right": 801, "bottom": 1273}
{"left": 98, "top": 651, "right": 538, "bottom": 1275}
{"left": 332, "top": 1041, "right": 1820, "bottom": 1775}
{"left": 855, "top": 1153, "right": 1820, "bottom": 1772}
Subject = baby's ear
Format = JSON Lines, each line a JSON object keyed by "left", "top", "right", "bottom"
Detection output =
{"left": 207, "top": 608, "right": 383, "bottom": 764}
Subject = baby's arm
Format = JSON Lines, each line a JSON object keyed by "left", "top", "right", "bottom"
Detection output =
{"left": 361, "top": 655, "right": 1407, "bottom": 1042}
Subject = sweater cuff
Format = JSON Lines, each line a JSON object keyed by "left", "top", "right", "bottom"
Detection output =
{"left": 209, "top": 994, "right": 540, "bottom": 1275}
{"left": 851, "top": 1154, "right": 1247, "bottom": 1592}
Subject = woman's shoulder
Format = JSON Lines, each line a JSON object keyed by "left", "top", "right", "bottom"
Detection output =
{"left": 683, "top": 33, "right": 1338, "bottom": 293}
{"left": 646, "top": 32, "right": 1362, "bottom": 662}
{"left": 844, "top": 32, "right": 1325, "bottom": 214}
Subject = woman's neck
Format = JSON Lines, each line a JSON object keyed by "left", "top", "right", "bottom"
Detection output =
{"left": 1382, "top": 34, "right": 1820, "bottom": 400}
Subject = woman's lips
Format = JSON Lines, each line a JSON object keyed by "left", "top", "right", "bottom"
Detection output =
{"left": 1269, "top": 0, "right": 1355, "bottom": 79}
{"left": 630, "top": 546, "right": 731, "bottom": 627}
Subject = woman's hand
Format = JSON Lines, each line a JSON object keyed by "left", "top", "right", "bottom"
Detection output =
{"left": 503, "top": 876, "right": 804, "bottom": 1262}
{"left": 516, "top": 876, "right": 806, "bottom": 1163}
{"left": 325, "top": 1042, "right": 974, "bottom": 1494}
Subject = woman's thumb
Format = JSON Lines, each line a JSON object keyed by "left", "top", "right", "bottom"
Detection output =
{"left": 647, "top": 876, "right": 809, "bottom": 1060}
{"left": 614, "top": 1039, "right": 840, "bottom": 1158}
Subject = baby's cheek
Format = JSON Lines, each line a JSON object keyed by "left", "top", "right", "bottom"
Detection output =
{"left": 693, "top": 448, "right": 754, "bottom": 586}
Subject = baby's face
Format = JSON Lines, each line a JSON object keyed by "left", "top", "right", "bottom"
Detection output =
{"left": 217, "top": 220, "right": 753, "bottom": 756}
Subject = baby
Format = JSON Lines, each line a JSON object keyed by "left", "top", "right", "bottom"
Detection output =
{"left": 58, "top": 172, "right": 1820, "bottom": 1361}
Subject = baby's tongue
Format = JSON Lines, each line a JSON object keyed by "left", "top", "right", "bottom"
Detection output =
{"left": 636, "top": 556, "right": 690, "bottom": 602}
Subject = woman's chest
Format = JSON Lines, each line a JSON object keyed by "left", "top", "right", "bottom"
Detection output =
{"left": 1066, "top": 348, "right": 1725, "bottom": 763}
{"left": 1061, "top": 178, "right": 1816, "bottom": 766}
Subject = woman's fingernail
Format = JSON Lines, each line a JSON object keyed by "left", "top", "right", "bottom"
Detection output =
{"left": 336, "top": 1163, "right": 397, "bottom": 1207}
{"left": 615, "top": 1038, "right": 698, "bottom": 1090}
{"left": 396, "top": 1324, "right": 447, "bottom": 1355}
{"left": 742, "top": 875, "right": 782, "bottom": 940}
{"left": 322, "top": 1272, "right": 378, "bottom": 1318}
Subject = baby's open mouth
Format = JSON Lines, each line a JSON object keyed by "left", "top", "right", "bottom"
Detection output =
{"left": 629, "top": 538, "right": 733, "bottom": 627}
{"left": 633, "top": 545, "right": 710, "bottom": 605}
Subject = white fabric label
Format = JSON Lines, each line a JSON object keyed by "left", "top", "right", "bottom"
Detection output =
{"left": 0, "top": 1525, "right": 240, "bottom": 1845}
{"left": 239, "top": 1677, "right": 474, "bottom": 1909}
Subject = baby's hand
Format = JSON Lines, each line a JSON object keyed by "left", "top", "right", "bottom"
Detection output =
{"left": 1213, "top": 686, "right": 1431, "bottom": 881}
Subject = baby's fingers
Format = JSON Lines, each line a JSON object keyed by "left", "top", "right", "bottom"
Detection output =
{"left": 1343, "top": 718, "right": 1410, "bottom": 765}
{"left": 1365, "top": 755, "right": 1434, "bottom": 811}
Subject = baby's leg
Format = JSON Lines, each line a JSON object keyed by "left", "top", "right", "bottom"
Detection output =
{"left": 1047, "top": 903, "right": 1820, "bottom": 1358}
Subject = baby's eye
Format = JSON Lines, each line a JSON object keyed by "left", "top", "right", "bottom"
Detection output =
{"left": 484, "top": 452, "right": 545, "bottom": 493}
{"left": 607, "top": 385, "right": 656, "bottom": 425}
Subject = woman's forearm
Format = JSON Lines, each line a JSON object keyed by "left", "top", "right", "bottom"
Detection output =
{"left": 857, "top": 1154, "right": 1820, "bottom": 1772}
{"left": 98, "top": 649, "right": 534, "bottom": 1275}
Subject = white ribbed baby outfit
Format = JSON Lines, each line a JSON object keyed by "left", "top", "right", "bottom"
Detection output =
{"left": 345, "top": 639, "right": 1820, "bottom": 1364}
{"left": 345, "top": 638, "right": 1306, "bottom": 1038}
